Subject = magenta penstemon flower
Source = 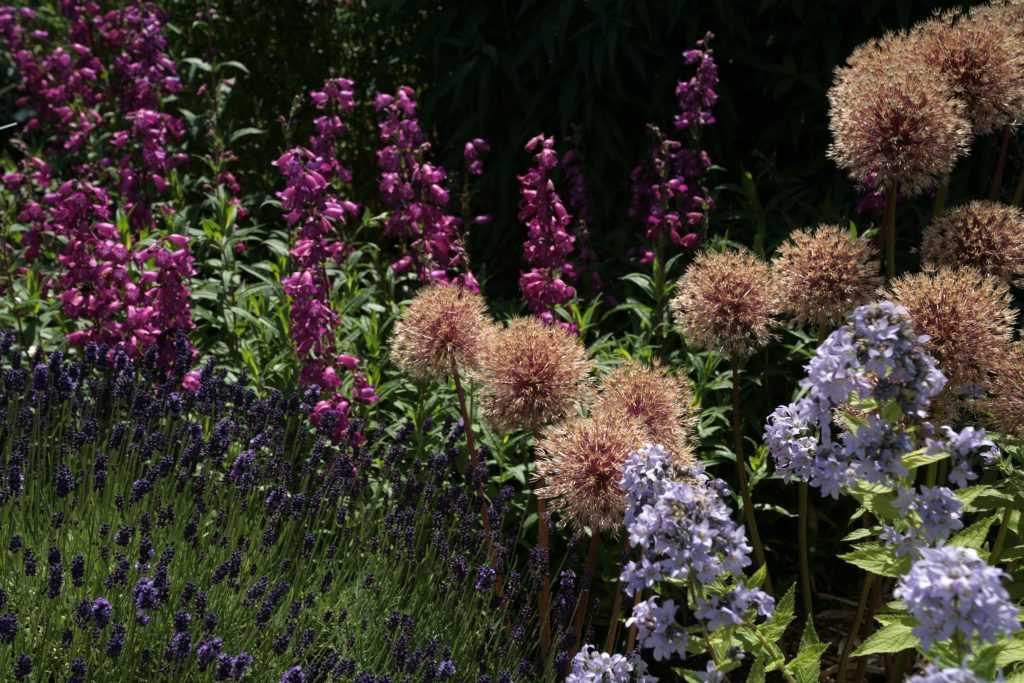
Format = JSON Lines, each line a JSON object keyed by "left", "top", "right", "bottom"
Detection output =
{"left": 517, "top": 133, "right": 578, "bottom": 328}
{"left": 630, "top": 33, "right": 718, "bottom": 260}
{"left": 277, "top": 78, "right": 376, "bottom": 442}
{"left": 374, "top": 86, "right": 477, "bottom": 291}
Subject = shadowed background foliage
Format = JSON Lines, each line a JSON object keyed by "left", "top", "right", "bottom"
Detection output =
{"left": 168, "top": 0, "right": 976, "bottom": 297}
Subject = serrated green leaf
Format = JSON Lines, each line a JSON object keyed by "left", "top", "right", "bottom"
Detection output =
{"left": 746, "top": 657, "right": 765, "bottom": 683}
{"left": 902, "top": 448, "right": 948, "bottom": 470}
{"left": 841, "top": 527, "right": 876, "bottom": 543}
{"left": 789, "top": 616, "right": 828, "bottom": 683}
{"left": 838, "top": 543, "right": 909, "bottom": 578}
{"left": 997, "top": 632, "right": 1024, "bottom": 667}
{"left": 949, "top": 514, "right": 998, "bottom": 550}
{"left": 851, "top": 622, "right": 918, "bottom": 656}
{"left": 758, "top": 584, "right": 796, "bottom": 643}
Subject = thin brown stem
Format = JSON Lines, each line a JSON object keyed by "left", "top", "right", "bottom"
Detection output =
{"left": 731, "top": 355, "right": 772, "bottom": 593}
{"left": 837, "top": 572, "right": 875, "bottom": 683}
{"left": 537, "top": 497, "right": 552, "bottom": 658}
{"left": 991, "top": 125, "right": 1012, "bottom": 199}
{"left": 1014, "top": 165, "right": 1024, "bottom": 207}
{"left": 571, "top": 531, "right": 602, "bottom": 655}
{"left": 452, "top": 366, "right": 493, "bottom": 548}
{"left": 604, "top": 584, "right": 624, "bottom": 652}
{"left": 799, "top": 482, "right": 813, "bottom": 617}
{"left": 625, "top": 590, "right": 642, "bottom": 652}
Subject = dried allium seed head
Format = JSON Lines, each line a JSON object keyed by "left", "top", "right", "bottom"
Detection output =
{"left": 593, "top": 360, "right": 697, "bottom": 463}
{"left": 910, "top": 9, "right": 1024, "bottom": 135}
{"left": 476, "top": 317, "right": 594, "bottom": 433}
{"left": 827, "top": 33, "right": 972, "bottom": 197}
{"left": 922, "top": 201, "right": 1024, "bottom": 285}
{"left": 975, "top": 1, "right": 1024, "bottom": 43}
{"left": 534, "top": 412, "right": 647, "bottom": 532}
{"left": 773, "top": 224, "right": 881, "bottom": 326}
{"left": 390, "top": 283, "right": 494, "bottom": 382}
{"left": 670, "top": 248, "right": 780, "bottom": 358}
{"left": 888, "top": 267, "right": 1017, "bottom": 400}
{"left": 981, "top": 342, "right": 1024, "bottom": 437}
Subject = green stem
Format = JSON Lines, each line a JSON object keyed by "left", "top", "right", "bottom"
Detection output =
{"left": 924, "top": 462, "right": 937, "bottom": 488}
{"left": 799, "top": 482, "right": 813, "bottom": 617}
{"left": 991, "top": 508, "right": 1013, "bottom": 565}
{"left": 837, "top": 572, "right": 875, "bottom": 683}
{"left": 883, "top": 187, "right": 898, "bottom": 280}
{"left": 731, "top": 355, "right": 772, "bottom": 593}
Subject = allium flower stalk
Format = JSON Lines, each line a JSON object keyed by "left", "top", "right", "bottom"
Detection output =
{"left": 593, "top": 360, "right": 697, "bottom": 462}
{"left": 517, "top": 133, "right": 578, "bottom": 327}
{"left": 671, "top": 247, "right": 777, "bottom": 582}
{"left": 889, "top": 266, "right": 1017, "bottom": 415}
{"left": 375, "top": 87, "right": 477, "bottom": 290}
{"left": 773, "top": 224, "right": 880, "bottom": 327}
{"left": 922, "top": 201, "right": 1024, "bottom": 285}
{"left": 895, "top": 546, "right": 1019, "bottom": 653}
{"left": 620, "top": 445, "right": 774, "bottom": 663}
{"left": 475, "top": 315, "right": 593, "bottom": 656}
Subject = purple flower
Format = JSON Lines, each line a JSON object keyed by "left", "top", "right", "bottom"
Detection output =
{"left": 280, "top": 665, "right": 306, "bottom": 683}
{"left": 13, "top": 653, "right": 30, "bottom": 680}
{"left": 517, "top": 133, "right": 578, "bottom": 328}
{"left": 0, "top": 612, "right": 17, "bottom": 644}
{"left": 905, "top": 666, "right": 985, "bottom": 683}
{"left": 567, "top": 645, "right": 655, "bottom": 682}
{"left": 895, "top": 546, "right": 1020, "bottom": 650}
{"left": 926, "top": 426, "right": 1000, "bottom": 489}
{"left": 90, "top": 598, "right": 113, "bottom": 629}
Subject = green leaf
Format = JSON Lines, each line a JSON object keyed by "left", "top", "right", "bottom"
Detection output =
{"left": 997, "top": 632, "right": 1024, "bottom": 667}
{"left": 949, "top": 514, "right": 998, "bottom": 550}
{"left": 902, "top": 448, "right": 949, "bottom": 470}
{"left": 620, "top": 272, "right": 654, "bottom": 297}
{"left": 841, "top": 527, "right": 876, "bottom": 542}
{"left": 788, "top": 616, "right": 828, "bottom": 683}
{"left": 851, "top": 622, "right": 918, "bottom": 656}
{"left": 758, "top": 583, "right": 796, "bottom": 643}
{"left": 746, "top": 657, "right": 766, "bottom": 683}
{"left": 229, "top": 127, "right": 266, "bottom": 144}
{"left": 838, "top": 543, "right": 909, "bottom": 578}
{"left": 848, "top": 482, "right": 898, "bottom": 520}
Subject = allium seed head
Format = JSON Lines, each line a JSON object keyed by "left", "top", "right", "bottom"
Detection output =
{"left": 534, "top": 411, "right": 647, "bottom": 532}
{"left": 390, "top": 283, "right": 494, "bottom": 382}
{"left": 670, "top": 248, "right": 780, "bottom": 358}
{"left": 593, "top": 360, "right": 697, "bottom": 463}
{"left": 889, "top": 266, "right": 1017, "bottom": 400}
{"left": 773, "top": 224, "right": 881, "bottom": 326}
{"left": 981, "top": 342, "right": 1024, "bottom": 438}
{"left": 910, "top": 9, "right": 1024, "bottom": 135}
{"left": 828, "top": 33, "right": 972, "bottom": 196}
{"left": 922, "top": 201, "right": 1024, "bottom": 285}
{"left": 476, "top": 317, "right": 594, "bottom": 433}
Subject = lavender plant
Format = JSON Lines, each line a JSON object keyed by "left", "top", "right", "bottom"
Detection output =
{"left": 0, "top": 337, "right": 532, "bottom": 680}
